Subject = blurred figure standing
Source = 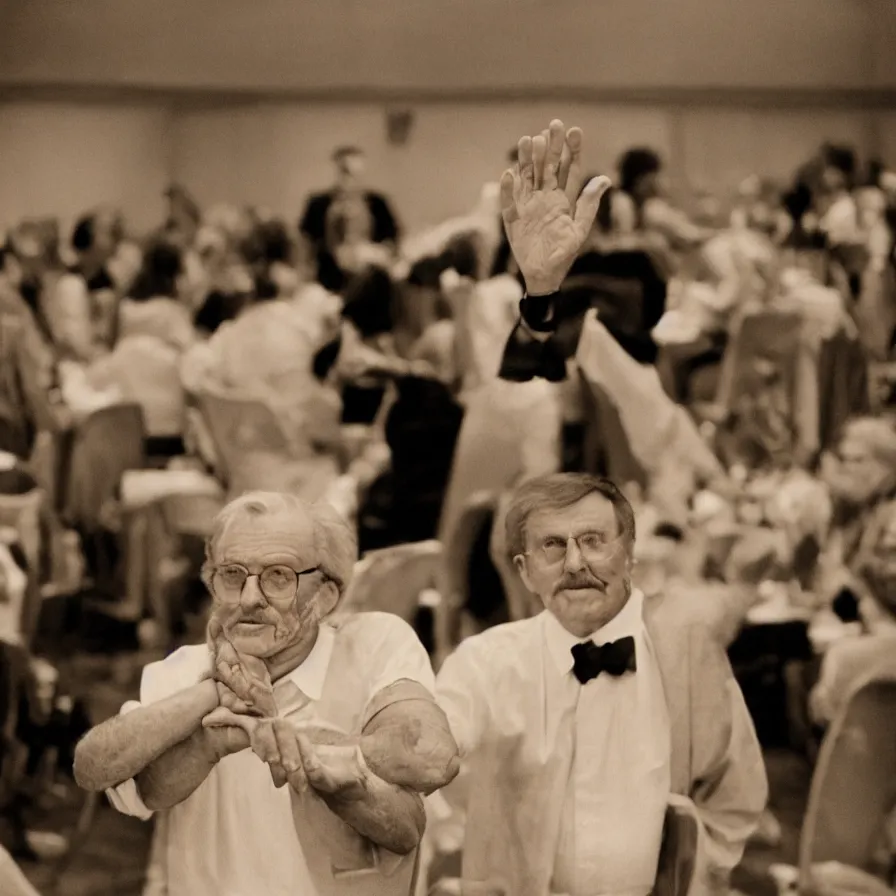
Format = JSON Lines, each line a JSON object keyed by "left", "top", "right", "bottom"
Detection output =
{"left": 299, "top": 146, "right": 400, "bottom": 293}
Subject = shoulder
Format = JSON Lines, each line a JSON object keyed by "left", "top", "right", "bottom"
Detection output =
{"left": 329, "top": 612, "right": 435, "bottom": 694}
{"left": 331, "top": 611, "right": 422, "bottom": 654}
{"left": 139, "top": 643, "right": 210, "bottom": 704}
{"left": 444, "top": 617, "right": 540, "bottom": 672}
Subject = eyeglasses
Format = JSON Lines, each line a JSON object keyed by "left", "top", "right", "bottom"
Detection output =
{"left": 523, "top": 532, "right": 624, "bottom": 568}
{"left": 209, "top": 564, "right": 319, "bottom": 605}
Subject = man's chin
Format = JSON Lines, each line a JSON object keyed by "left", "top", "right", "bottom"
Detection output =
{"left": 228, "top": 624, "right": 280, "bottom": 656}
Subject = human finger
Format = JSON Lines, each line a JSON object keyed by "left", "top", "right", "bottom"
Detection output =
{"left": 499, "top": 170, "right": 520, "bottom": 226}
{"left": 274, "top": 721, "right": 308, "bottom": 793}
{"left": 297, "top": 733, "right": 333, "bottom": 793}
{"left": 563, "top": 127, "right": 585, "bottom": 208}
{"left": 268, "top": 760, "right": 289, "bottom": 789}
{"left": 531, "top": 134, "right": 548, "bottom": 191}
{"left": 202, "top": 706, "right": 254, "bottom": 733}
{"left": 573, "top": 176, "right": 612, "bottom": 239}
{"left": 542, "top": 120, "right": 565, "bottom": 191}
{"left": 517, "top": 136, "right": 535, "bottom": 195}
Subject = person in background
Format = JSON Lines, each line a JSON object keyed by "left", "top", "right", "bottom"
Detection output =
{"left": 180, "top": 219, "right": 343, "bottom": 460}
{"left": 47, "top": 209, "right": 123, "bottom": 361}
{"left": 163, "top": 184, "right": 202, "bottom": 250}
{"left": 817, "top": 417, "right": 896, "bottom": 615}
{"left": 615, "top": 147, "right": 713, "bottom": 251}
{"left": 299, "top": 146, "right": 400, "bottom": 293}
{"left": 811, "top": 499, "right": 896, "bottom": 726}
{"left": 84, "top": 239, "right": 196, "bottom": 458}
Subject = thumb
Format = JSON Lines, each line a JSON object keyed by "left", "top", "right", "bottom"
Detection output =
{"left": 573, "top": 176, "right": 612, "bottom": 237}
{"left": 499, "top": 170, "right": 519, "bottom": 225}
{"left": 203, "top": 706, "right": 252, "bottom": 732}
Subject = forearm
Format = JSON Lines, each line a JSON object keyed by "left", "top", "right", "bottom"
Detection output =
{"left": 136, "top": 727, "right": 238, "bottom": 812}
{"left": 74, "top": 680, "right": 218, "bottom": 791}
{"left": 322, "top": 773, "right": 426, "bottom": 855}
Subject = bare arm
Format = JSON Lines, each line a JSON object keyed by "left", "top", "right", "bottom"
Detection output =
{"left": 316, "top": 765, "right": 426, "bottom": 855}
{"left": 73, "top": 680, "right": 219, "bottom": 792}
{"left": 136, "top": 723, "right": 249, "bottom": 812}
{"left": 358, "top": 681, "right": 460, "bottom": 794}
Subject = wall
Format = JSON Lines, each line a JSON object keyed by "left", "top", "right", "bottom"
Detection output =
{"left": 2, "top": 99, "right": 895, "bottom": 236}
{"left": 1, "top": 0, "right": 895, "bottom": 92}
{"left": 0, "top": 100, "right": 171, "bottom": 235}
{"left": 2, "top": 0, "right": 896, "bottom": 234}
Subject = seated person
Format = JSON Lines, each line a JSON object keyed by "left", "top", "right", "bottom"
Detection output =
{"left": 181, "top": 223, "right": 343, "bottom": 457}
{"left": 359, "top": 322, "right": 464, "bottom": 552}
{"left": 85, "top": 239, "right": 196, "bottom": 456}
{"left": 816, "top": 417, "right": 896, "bottom": 606}
{"left": 47, "top": 209, "right": 123, "bottom": 361}
{"left": 811, "top": 499, "right": 896, "bottom": 725}
{"left": 331, "top": 265, "right": 402, "bottom": 425}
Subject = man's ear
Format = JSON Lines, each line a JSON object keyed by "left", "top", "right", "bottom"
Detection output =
{"left": 514, "top": 555, "right": 534, "bottom": 593}
{"left": 316, "top": 579, "right": 341, "bottom": 617}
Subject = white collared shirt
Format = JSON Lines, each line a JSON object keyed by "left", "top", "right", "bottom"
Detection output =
{"left": 435, "top": 590, "right": 670, "bottom": 896}
{"left": 107, "top": 612, "right": 434, "bottom": 896}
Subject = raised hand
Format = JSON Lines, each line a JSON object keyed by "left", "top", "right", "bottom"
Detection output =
{"left": 501, "top": 119, "right": 611, "bottom": 296}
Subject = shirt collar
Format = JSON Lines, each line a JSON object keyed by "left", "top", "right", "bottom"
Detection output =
{"left": 542, "top": 589, "right": 645, "bottom": 676}
{"left": 276, "top": 622, "right": 335, "bottom": 702}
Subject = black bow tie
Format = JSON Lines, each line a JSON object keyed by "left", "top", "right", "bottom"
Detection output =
{"left": 571, "top": 636, "right": 637, "bottom": 684}
{"left": 498, "top": 322, "right": 569, "bottom": 383}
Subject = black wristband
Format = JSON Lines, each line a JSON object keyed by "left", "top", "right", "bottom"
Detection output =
{"left": 519, "top": 291, "right": 561, "bottom": 333}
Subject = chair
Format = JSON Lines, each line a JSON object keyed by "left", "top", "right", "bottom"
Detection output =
{"left": 342, "top": 540, "right": 442, "bottom": 626}
{"left": 714, "top": 309, "right": 804, "bottom": 466}
{"left": 196, "top": 389, "right": 338, "bottom": 501}
{"left": 438, "top": 379, "right": 560, "bottom": 551}
{"left": 64, "top": 403, "right": 147, "bottom": 533}
{"left": 770, "top": 673, "right": 896, "bottom": 894}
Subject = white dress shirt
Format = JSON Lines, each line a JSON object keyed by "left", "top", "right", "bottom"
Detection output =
{"left": 108, "top": 612, "right": 433, "bottom": 896}
{"left": 546, "top": 591, "right": 671, "bottom": 896}
{"left": 435, "top": 590, "right": 671, "bottom": 896}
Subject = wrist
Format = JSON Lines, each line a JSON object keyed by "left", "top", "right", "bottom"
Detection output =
{"left": 524, "top": 283, "right": 563, "bottom": 298}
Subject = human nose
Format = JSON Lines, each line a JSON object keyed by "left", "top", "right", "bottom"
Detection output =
{"left": 239, "top": 575, "right": 267, "bottom": 611}
{"left": 563, "top": 537, "right": 586, "bottom": 572}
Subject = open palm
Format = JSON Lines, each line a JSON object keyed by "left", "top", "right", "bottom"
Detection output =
{"left": 501, "top": 120, "right": 611, "bottom": 296}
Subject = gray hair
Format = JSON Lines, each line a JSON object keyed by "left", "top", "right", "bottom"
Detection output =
{"left": 504, "top": 473, "right": 636, "bottom": 559}
{"left": 203, "top": 491, "right": 357, "bottom": 596}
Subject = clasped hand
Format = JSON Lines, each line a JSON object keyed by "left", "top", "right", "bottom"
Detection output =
{"left": 202, "top": 658, "right": 367, "bottom": 802}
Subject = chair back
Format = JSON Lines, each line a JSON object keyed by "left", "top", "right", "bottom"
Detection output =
{"left": 438, "top": 380, "right": 560, "bottom": 547}
{"left": 715, "top": 309, "right": 803, "bottom": 464}
{"left": 799, "top": 673, "right": 896, "bottom": 882}
{"left": 342, "top": 540, "right": 442, "bottom": 624}
{"left": 64, "top": 403, "right": 146, "bottom": 531}
{"left": 196, "top": 389, "right": 294, "bottom": 495}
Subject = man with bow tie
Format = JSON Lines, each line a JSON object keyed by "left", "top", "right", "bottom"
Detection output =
{"left": 432, "top": 472, "right": 767, "bottom": 896}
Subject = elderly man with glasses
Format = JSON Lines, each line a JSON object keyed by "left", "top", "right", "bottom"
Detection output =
{"left": 432, "top": 472, "right": 768, "bottom": 896}
{"left": 73, "top": 491, "right": 459, "bottom": 896}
